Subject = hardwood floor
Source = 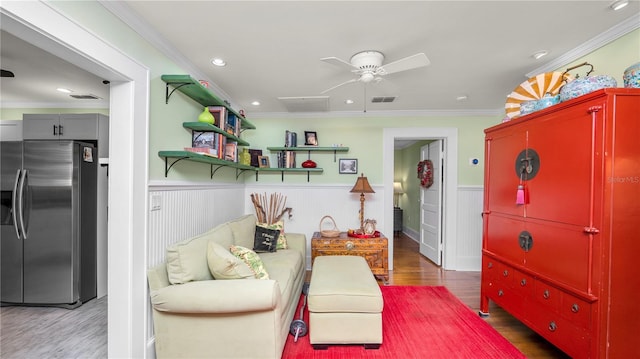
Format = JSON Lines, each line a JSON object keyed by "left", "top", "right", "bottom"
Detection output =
{"left": 1, "top": 233, "right": 568, "bottom": 358}
{"left": 386, "top": 233, "right": 569, "bottom": 359}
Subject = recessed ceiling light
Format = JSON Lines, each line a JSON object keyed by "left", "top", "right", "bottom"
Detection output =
{"left": 56, "top": 88, "right": 73, "bottom": 93}
{"left": 211, "top": 58, "right": 226, "bottom": 67}
{"left": 611, "top": 0, "right": 629, "bottom": 10}
{"left": 251, "top": 101, "right": 260, "bottom": 106}
{"left": 345, "top": 99, "right": 354, "bottom": 104}
{"left": 532, "top": 50, "right": 548, "bottom": 60}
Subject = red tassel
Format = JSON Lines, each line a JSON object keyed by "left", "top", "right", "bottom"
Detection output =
{"left": 516, "top": 185, "right": 525, "bottom": 205}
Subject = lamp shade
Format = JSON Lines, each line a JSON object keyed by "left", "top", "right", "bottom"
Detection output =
{"left": 394, "top": 182, "right": 404, "bottom": 194}
{"left": 350, "top": 173, "right": 375, "bottom": 194}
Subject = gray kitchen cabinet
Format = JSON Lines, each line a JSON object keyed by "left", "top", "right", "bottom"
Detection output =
{"left": 23, "top": 113, "right": 109, "bottom": 157}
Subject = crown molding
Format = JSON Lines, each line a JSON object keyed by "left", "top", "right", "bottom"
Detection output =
{"left": 98, "top": 1, "right": 240, "bottom": 110}
{"left": 526, "top": 13, "right": 640, "bottom": 78}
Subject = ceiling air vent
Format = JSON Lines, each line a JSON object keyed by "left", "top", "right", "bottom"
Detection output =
{"left": 70, "top": 94, "right": 101, "bottom": 100}
{"left": 371, "top": 96, "right": 396, "bottom": 103}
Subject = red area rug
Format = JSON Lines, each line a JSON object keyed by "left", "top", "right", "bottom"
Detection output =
{"left": 282, "top": 285, "right": 524, "bottom": 358}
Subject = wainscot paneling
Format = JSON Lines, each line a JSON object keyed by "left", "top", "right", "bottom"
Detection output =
{"left": 455, "top": 186, "right": 483, "bottom": 271}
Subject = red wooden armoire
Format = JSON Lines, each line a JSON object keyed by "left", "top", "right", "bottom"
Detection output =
{"left": 481, "top": 88, "right": 640, "bottom": 358}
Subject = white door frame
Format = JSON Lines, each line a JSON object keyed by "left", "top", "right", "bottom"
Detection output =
{"left": 383, "top": 128, "right": 458, "bottom": 270}
{"left": 1, "top": 2, "right": 150, "bottom": 357}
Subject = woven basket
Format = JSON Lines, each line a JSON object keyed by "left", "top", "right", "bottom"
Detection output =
{"left": 319, "top": 215, "right": 341, "bottom": 237}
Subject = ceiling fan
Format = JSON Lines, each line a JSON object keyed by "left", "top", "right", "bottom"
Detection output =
{"left": 1, "top": 69, "right": 15, "bottom": 77}
{"left": 320, "top": 50, "right": 430, "bottom": 94}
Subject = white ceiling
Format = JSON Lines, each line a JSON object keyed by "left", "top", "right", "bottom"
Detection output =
{"left": 1, "top": 1, "right": 638, "bottom": 116}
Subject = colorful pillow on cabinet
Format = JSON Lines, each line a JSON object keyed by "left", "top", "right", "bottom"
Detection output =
{"left": 206, "top": 241, "right": 254, "bottom": 279}
{"left": 229, "top": 245, "right": 270, "bottom": 280}
{"left": 257, "top": 221, "right": 288, "bottom": 249}
{"left": 253, "top": 226, "right": 280, "bottom": 253}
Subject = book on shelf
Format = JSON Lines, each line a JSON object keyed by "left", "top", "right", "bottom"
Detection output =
{"left": 249, "top": 149, "right": 262, "bottom": 167}
{"left": 184, "top": 147, "right": 216, "bottom": 155}
{"left": 226, "top": 113, "right": 241, "bottom": 137}
{"left": 285, "top": 130, "right": 297, "bottom": 147}
{"left": 277, "top": 150, "right": 296, "bottom": 168}
{"left": 207, "top": 106, "right": 227, "bottom": 128}
{"left": 224, "top": 142, "right": 238, "bottom": 162}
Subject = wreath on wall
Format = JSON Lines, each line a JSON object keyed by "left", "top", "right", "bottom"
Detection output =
{"left": 417, "top": 160, "right": 434, "bottom": 189}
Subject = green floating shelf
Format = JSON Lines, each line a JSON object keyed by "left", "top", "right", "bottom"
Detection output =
{"left": 158, "top": 150, "right": 256, "bottom": 179}
{"left": 162, "top": 74, "right": 256, "bottom": 130}
{"left": 184, "top": 122, "right": 249, "bottom": 146}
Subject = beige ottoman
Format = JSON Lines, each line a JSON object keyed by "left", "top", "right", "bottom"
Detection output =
{"left": 308, "top": 255, "right": 383, "bottom": 349}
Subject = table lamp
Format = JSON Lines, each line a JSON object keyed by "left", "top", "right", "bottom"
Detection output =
{"left": 350, "top": 173, "right": 375, "bottom": 230}
{"left": 393, "top": 182, "right": 404, "bottom": 208}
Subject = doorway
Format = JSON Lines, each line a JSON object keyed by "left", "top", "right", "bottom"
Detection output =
{"left": 383, "top": 127, "right": 458, "bottom": 271}
{"left": 1, "top": 3, "right": 149, "bottom": 357}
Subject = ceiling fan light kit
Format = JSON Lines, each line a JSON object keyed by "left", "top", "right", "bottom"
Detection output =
{"left": 320, "top": 50, "right": 430, "bottom": 94}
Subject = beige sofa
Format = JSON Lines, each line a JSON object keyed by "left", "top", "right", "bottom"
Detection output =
{"left": 147, "top": 214, "right": 306, "bottom": 359}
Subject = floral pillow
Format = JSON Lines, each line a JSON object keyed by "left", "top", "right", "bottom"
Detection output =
{"left": 229, "top": 245, "right": 270, "bottom": 280}
{"left": 257, "top": 221, "right": 288, "bottom": 249}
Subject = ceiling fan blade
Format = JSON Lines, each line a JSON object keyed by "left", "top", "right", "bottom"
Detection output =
{"left": 377, "top": 53, "right": 430, "bottom": 75}
{"left": 1, "top": 69, "right": 15, "bottom": 77}
{"left": 320, "top": 56, "right": 357, "bottom": 70}
{"left": 320, "top": 78, "right": 358, "bottom": 94}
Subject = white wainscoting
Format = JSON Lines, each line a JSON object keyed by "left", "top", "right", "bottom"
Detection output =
{"left": 455, "top": 186, "right": 484, "bottom": 271}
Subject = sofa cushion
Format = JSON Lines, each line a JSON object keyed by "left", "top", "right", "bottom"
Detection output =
{"left": 207, "top": 241, "right": 254, "bottom": 279}
{"left": 230, "top": 245, "right": 270, "bottom": 280}
{"left": 165, "top": 222, "right": 235, "bottom": 284}
{"left": 253, "top": 226, "right": 280, "bottom": 253}
{"left": 257, "top": 221, "right": 288, "bottom": 249}
{"left": 228, "top": 214, "right": 257, "bottom": 248}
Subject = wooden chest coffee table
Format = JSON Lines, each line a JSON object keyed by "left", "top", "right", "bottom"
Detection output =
{"left": 311, "top": 231, "right": 388, "bottom": 280}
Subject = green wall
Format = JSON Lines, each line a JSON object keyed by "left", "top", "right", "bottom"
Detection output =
{"left": 20, "top": 3, "right": 640, "bottom": 186}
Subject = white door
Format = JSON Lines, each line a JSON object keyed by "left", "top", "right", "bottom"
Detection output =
{"left": 420, "top": 140, "right": 443, "bottom": 265}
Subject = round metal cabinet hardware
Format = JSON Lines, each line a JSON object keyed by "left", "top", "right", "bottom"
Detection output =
{"left": 543, "top": 290, "right": 550, "bottom": 299}
{"left": 548, "top": 321, "right": 557, "bottom": 332}
{"left": 498, "top": 290, "right": 504, "bottom": 297}
{"left": 514, "top": 148, "right": 540, "bottom": 179}
{"left": 503, "top": 270, "right": 509, "bottom": 277}
{"left": 520, "top": 279, "right": 527, "bottom": 286}
{"left": 571, "top": 304, "right": 580, "bottom": 313}
{"left": 345, "top": 241, "right": 354, "bottom": 251}
{"left": 487, "top": 262, "right": 493, "bottom": 269}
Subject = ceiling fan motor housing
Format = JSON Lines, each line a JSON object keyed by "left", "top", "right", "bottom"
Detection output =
{"left": 350, "top": 51, "right": 384, "bottom": 71}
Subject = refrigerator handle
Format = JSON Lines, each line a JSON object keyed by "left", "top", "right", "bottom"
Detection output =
{"left": 16, "top": 169, "right": 28, "bottom": 240}
{"left": 12, "top": 169, "right": 22, "bottom": 239}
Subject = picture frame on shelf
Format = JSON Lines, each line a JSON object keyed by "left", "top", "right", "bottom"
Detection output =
{"left": 258, "top": 155, "right": 271, "bottom": 168}
{"left": 304, "top": 131, "right": 318, "bottom": 146}
{"left": 339, "top": 158, "right": 358, "bottom": 174}
{"left": 249, "top": 149, "right": 263, "bottom": 167}
{"left": 192, "top": 131, "right": 215, "bottom": 148}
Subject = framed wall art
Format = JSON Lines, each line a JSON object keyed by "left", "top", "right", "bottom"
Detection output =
{"left": 339, "top": 158, "right": 358, "bottom": 174}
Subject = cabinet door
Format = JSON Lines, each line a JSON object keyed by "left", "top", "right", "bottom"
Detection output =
{"left": 524, "top": 219, "right": 592, "bottom": 292}
{"left": 483, "top": 214, "right": 525, "bottom": 265}
{"left": 485, "top": 128, "right": 526, "bottom": 217}
{"left": 23, "top": 114, "right": 60, "bottom": 139}
{"left": 525, "top": 101, "right": 600, "bottom": 226}
{"left": 59, "top": 114, "right": 99, "bottom": 140}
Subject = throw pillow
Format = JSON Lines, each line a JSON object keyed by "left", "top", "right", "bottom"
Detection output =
{"left": 229, "top": 245, "right": 270, "bottom": 280}
{"left": 253, "top": 226, "right": 280, "bottom": 253}
{"left": 206, "top": 241, "right": 254, "bottom": 279}
{"left": 257, "top": 221, "right": 288, "bottom": 250}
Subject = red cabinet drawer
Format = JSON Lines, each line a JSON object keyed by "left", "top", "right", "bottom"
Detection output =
{"left": 560, "top": 292, "right": 593, "bottom": 330}
{"left": 527, "top": 304, "right": 591, "bottom": 359}
{"left": 534, "top": 279, "right": 561, "bottom": 310}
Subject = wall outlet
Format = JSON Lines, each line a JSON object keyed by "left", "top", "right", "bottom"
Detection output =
{"left": 151, "top": 195, "right": 161, "bottom": 211}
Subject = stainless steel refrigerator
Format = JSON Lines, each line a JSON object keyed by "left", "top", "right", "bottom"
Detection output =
{"left": 1, "top": 140, "right": 97, "bottom": 308}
